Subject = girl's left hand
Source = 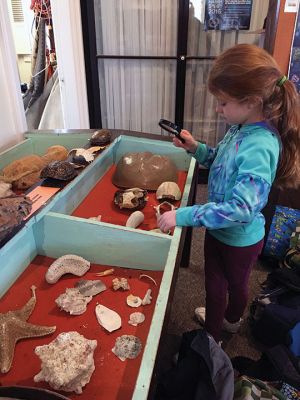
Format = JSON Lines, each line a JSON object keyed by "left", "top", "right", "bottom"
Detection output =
{"left": 157, "top": 210, "right": 176, "bottom": 233}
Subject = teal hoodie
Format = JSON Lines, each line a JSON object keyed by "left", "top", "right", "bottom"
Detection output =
{"left": 176, "top": 122, "right": 280, "bottom": 246}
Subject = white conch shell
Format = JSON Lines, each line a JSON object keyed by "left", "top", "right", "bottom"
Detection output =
{"left": 34, "top": 331, "right": 97, "bottom": 394}
{"left": 95, "top": 304, "right": 122, "bottom": 332}
{"left": 112, "top": 335, "right": 142, "bottom": 361}
{"left": 156, "top": 181, "right": 182, "bottom": 201}
{"left": 128, "top": 312, "right": 145, "bottom": 326}
{"left": 126, "top": 294, "right": 142, "bottom": 307}
{"left": 45, "top": 254, "right": 91, "bottom": 284}
{"left": 55, "top": 288, "right": 92, "bottom": 315}
{"left": 125, "top": 210, "right": 144, "bottom": 228}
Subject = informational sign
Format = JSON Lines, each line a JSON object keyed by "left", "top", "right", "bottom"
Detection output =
{"left": 204, "top": 0, "right": 253, "bottom": 31}
{"left": 284, "top": 0, "right": 299, "bottom": 13}
{"left": 288, "top": 7, "right": 300, "bottom": 92}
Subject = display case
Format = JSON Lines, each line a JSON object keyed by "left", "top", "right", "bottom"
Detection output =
{"left": 0, "top": 130, "right": 198, "bottom": 399}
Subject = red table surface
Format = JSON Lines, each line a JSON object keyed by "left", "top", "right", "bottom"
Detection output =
{"left": 72, "top": 164, "right": 188, "bottom": 232}
{"left": 0, "top": 256, "right": 163, "bottom": 399}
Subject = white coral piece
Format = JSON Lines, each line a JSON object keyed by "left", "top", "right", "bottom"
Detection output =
{"left": 55, "top": 288, "right": 92, "bottom": 315}
{"left": 142, "top": 289, "right": 152, "bottom": 306}
{"left": 112, "top": 277, "right": 130, "bottom": 291}
{"left": 45, "top": 254, "right": 91, "bottom": 284}
{"left": 34, "top": 331, "right": 97, "bottom": 394}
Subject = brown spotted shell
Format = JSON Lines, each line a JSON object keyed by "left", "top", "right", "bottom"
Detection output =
{"left": 40, "top": 161, "right": 77, "bottom": 180}
{"left": 89, "top": 129, "right": 111, "bottom": 146}
{"left": 114, "top": 188, "right": 148, "bottom": 210}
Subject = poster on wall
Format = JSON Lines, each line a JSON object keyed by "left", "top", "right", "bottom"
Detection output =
{"left": 204, "top": 0, "right": 253, "bottom": 30}
{"left": 289, "top": 7, "right": 300, "bottom": 92}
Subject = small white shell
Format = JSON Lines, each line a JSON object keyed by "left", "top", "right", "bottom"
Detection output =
{"left": 55, "top": 288, "right": 92, "bottom": 315}
{"left": 95, "top": 304, "right": 122, "bottom": 332}
{"left": 156, "top": 181, "right": 182, "bottom": 201}
{"left": 125, "top": 210, "right": 144, "bottom": 228}
{"left": 112, "top": 335, "right": 142, "bottom": 361}
{"left": 126, "top": 294, "right": 142, "bottom": 308}
{"left": 46, "top": 254, "right": 91, "bottom": 284}
{"left": 128, "top": 312, "right": 145, "bottom": 326}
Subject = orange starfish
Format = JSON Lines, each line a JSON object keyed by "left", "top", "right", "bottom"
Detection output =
{"left": 0, "top": 285, "right": 56, "bottom": 373}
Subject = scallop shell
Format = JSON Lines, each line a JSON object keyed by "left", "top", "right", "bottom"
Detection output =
{"left": 156, "top": 181, "right": 182, "bottom": 201}
{"left": 125, "top": 211, "right": 144, "bottom": 228}
{"left": 128, "top": 312, "right": 145, "bottom": 326}
{"left": 55, "top": 288, "right": 92, "bottom": 315}
{"left": 75, "top": 279, "right": 107, "bottom": 297}
{"left": 95, "top": 304, "right": 122, "bottom": 332}
{"left": 112, "top": 335, "right": 142, "bottom": 361}
{"left": 45, "top": 254, "right": 91, "bottom": 284}
{"left": 126, "top": 294, "right": 142, "bottom": 307}
{"left": 34, "top": 331, "right": 97, "bottom": 394}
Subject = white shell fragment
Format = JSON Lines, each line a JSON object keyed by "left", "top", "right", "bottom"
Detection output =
{"left": 45, "top": 254, "right": 91, "bottom": 284}
{"left": 156, "top": 181, "right": 182, "bottom": 201}
{"left": 128, "top": 312, "right": 145, "bottom": 326}
{"left": 139, "top": 274, "right": 157, "bottom": 286}
{"left": 112, "top": 277, "right": 130, "bottom": 291}
{"left": 95, "top": 304, "right": 122, "bottom": 332}
{"left": 112, "top": 335, "right": 142, "bottom": 361}
{"left": 154, "top": 201, "right": 176, "bottom": 217}
{"left": 125, "top": 211, "right": 144, "bottom": 228}
{"left": 34, "top": 331, "right": 97, "bottom": 394}
{"left": 75, "top": 279, "right": 107, "bottom": 297}
{"left": 55, "top": 288, "right": 92, "bottom": 315}
{"left": 142, "top": 289, "right": 152, "bottom": 305}
{"left": 127, "top": 294, "right": 142, "bottom": 308}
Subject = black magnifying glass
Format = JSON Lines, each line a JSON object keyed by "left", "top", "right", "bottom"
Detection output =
{"left": 158, "top": 119, "right": 185, "bottom": 143}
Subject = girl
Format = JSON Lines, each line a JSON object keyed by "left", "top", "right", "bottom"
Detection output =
{"left": 158, "top": 44, "right": 300, "bottom": 342}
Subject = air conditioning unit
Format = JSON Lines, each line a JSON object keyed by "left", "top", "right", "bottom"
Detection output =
{"left": 7, "top": 0, "right": 32, "bottom": 55}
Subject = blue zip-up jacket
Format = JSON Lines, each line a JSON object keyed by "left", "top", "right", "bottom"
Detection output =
{"left": 176, "top": 122, "right": 280, "bottom": 246}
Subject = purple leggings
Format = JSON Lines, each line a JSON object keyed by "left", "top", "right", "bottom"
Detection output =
{"left": 204, "top": 231, "right": 264, "bottom": 341}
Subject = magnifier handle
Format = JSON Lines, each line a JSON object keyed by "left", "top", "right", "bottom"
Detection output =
{"left": 174, "top": 131, "right": 185, "bottom": 143}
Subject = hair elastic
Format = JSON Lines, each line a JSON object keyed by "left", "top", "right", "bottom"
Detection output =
{"left": 276, "top": 75, "right": 288, "bottom": 87}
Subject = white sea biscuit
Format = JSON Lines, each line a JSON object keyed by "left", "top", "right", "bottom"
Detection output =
{"left": 34, "top": 331, "right": 97, "bottom": 394}
{"left": 95, "top": 304, "right": 122, "bottom": 332}
{"left": 45, "top": 254, "right": 91, "bottom": 284}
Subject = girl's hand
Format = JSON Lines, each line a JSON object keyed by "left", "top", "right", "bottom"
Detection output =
{"left": 173, "top": 129, "right": 198, "bottom": 154}
{"left": 157, "top": 210, "right": 177, "bottom": 233}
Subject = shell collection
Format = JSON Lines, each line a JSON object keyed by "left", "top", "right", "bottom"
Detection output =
{"left": 1, "top": 254, "right": 159, "bottom": 394}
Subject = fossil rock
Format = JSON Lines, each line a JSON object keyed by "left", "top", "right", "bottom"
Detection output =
{"left": 112, "top": 152, "right": 178, "bottom": 190}
{"left": 95, "top": 304, "right": 122, "bottom": 332}
{"left": 112, "top": 335, "right": 142, "bottom": 361}
{"left": 75, "top": 279, "right": 106, "bottom": 297}
{"left": 45, "top": 254, "right": 91, "bottom": 284}
{"left": 34, "top": 331, "right": 97, "bottom": 394}
{"left": 0, "top": 195, "right": 32, "bottom": 241}
{"left": 55, "top": 288, "right": 92, "bottom": 315}
{"left": 0, "top": 286, "right": 56, "bottom": 373}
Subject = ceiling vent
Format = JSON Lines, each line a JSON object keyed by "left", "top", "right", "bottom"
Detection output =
{"left": 11, "top": 0, "right": 24, "bottom": 23}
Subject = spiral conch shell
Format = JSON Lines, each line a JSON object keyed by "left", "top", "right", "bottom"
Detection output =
{"left": 45, "top": 255, "right": 91, "bottom": 284}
